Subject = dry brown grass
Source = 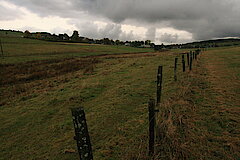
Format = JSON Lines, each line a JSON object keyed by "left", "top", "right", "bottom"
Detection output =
{"left": 0, "top": 58, "right": 99, "bottom": 85}
{"left": 153, "top": 49, "right": 240, "bottom": 160}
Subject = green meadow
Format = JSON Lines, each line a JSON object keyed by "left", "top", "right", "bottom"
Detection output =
{"left": 0, "top": 33, "right": 239, "bottom": 159}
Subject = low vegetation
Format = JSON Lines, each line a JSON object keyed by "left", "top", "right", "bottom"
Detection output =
{"left": 0, "top": 32, "right": 239, "bottom": 159}
{"left": 155, "top": 47, "right": 240, "bottom": 159}
{"left": 0, "top": 31, "right": 153, "bottom": 64}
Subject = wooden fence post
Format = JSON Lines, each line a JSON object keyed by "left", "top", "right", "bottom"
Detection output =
{"left": 71, "top": 107, "right": 93, "bottom": 160}
{"left": 149, "top": 99, "right": 157, "bottom": 157}
{"left": 182, "top": 55, "right": 185, "bottom": 72}
{"left": 156, "top": 66, "right": 163, "bottom": 105}
{"left": 174, "top": 58, "right": 178, "bottom": 81}
{"left": 0, "top": 39, "right": 3, "bottom": 57}
{"left": 187, "top": 53, "right": 190, "bottom": 66}
{"left": 189, "top": 53, "right": 192, "bottom": 71}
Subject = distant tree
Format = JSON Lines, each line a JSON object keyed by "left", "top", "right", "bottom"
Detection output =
{"left": 115, "top": 40, "right": 120, "bottom": 45}
{"left": 103, "top": 38, "right": 111, "bottom": 45}
{"left": 145, "top": 40, "right": 151, "bottom": 45}
{"left": 119, "top": 41, "right": 125, "bottom": 45}
{"left": 161, "top": 43, "right": 165, "bottom": 47}
{"left": 110, "top": 39, "right": 114, "bottom": 45}
{"left": 63, "top": 33, "right": 69, "bottom": 40}
{"left": 24, "top": 30, "right": 31, "bottom": 38}
{"left": 52, "top": 34, "right": 59, "bottom": 41}
{"left": 150, "top": 43, "right": 155, "bottom": 48}
{"left": 71, "top": 30, "right": 79, "bottom": 41}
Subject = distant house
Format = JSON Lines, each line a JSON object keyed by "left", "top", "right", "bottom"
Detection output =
{"left": 59, "top": 34, "right": 64, "bottom": 40}
{"left": 125, "top": 43, "right": 131, "bottom": 46}
{"left": 31, "top": 32, "right": 52, "bottom": 39}
{"left": 58, "top": 34, "right": 69, "bottom": 41}
{"left": 141, "top": 44, "right": 151, "bottom": 48}
{"left": 154, "top": 44, "right": 165, "bottom": 51}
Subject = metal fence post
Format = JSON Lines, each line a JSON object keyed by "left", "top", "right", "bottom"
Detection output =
{"left": 71, "top": 107, "right": 93, "bottom": 160}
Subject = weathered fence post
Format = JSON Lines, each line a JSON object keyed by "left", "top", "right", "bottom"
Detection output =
{"left": 156, "top": 66, "right": 163, "bottom": 105}
{"left": 187, "top": 53, "right": 190, "bottom": 66}
{"left": 182, "top": 55, "right": 185, "bottom": 72}
{"left": 71, "top": 107, "right": 93, "bottom": 160}
{"left": 0, "top": 39, "right": 3, "bottom": 57}
{"left": 189, "top": 53, "right": 192, "bottom": 71}
{"left": 149, "top": 99, "right": 157, "bottom": 157}
{"left": 174, "top": 57, "right": 178, "bottom": 81}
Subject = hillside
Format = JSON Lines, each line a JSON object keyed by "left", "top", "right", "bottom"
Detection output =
{"left": 166, "top": 38, "right": 240, "bottom": 49}
{"left": 0, "top": 30, "right": 153, "bottom": 64}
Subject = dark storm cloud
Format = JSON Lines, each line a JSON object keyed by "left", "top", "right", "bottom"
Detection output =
{"left": 7, "top": 0, "right": 240, "bottom": 40}
{"left": 76, "top": 0, "right": 240, "bottom": 40}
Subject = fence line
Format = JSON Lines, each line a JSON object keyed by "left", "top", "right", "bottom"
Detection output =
{"left": 69, "top": 49, "right": 202, "bottom": 159}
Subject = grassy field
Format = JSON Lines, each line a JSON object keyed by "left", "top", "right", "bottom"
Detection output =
{"left": 0, "top": 35, "right": 180, "bottom": 159}
{"left": 0, "top": 33, "right": 153, "bottom": 64}
{"left": 0, "top": 34, "right": 239, "bottom": 159}
{"left": 155, "top": 46, "right": 240, "bottom": 159}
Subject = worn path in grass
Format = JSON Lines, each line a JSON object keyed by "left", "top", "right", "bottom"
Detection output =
{"left": 195, "top": 47, "right": 240, "bottom": 159}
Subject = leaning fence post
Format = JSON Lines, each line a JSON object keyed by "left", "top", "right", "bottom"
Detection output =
{"left": 174, "top": 57, "right": 178, "bottom": 81}
{"left": 156, "top": 66, "right": 163, "bottom": 105}
{"left": 182, "top": 55, "right": 185, "bottom": 72}
{"left": 149, "top": 99, "right": 158, "bottom": 157}
{"left": 71, "top": 107, "right": 93, "bottom": 160}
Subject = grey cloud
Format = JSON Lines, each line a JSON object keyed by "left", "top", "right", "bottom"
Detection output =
{"left": 76, "top": 0, "right": 240, "bottom": 40}
{"left": 120, "top": 30, "right": 138, "bottom": 41}
{"left": 7, "top": 0, "right": 81, "bottom": 18}
{"left": 99, "top": 24, "right": 122, "bottom": 39}
{"left": 7, "top": 0, "right": 240, "bottom": 41}
{"left": 158, "top": 33, "right": 179, "bottom": 44}
{"left": 75, "top": 22, "right": 138, "bottom": 41}
{"left": 145, "top": 27, "right": 156, "bottom": 41}
{"left": 0, "top": 5, "right": 24, "bottom": 20}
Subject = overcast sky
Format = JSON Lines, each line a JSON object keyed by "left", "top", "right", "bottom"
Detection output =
{"left": 0, "top": 0, "right": 239, "bottom": 44}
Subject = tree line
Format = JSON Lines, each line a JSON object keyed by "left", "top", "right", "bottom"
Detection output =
{"left": 24, "top": 30, "right": 155, "bottom": 48}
